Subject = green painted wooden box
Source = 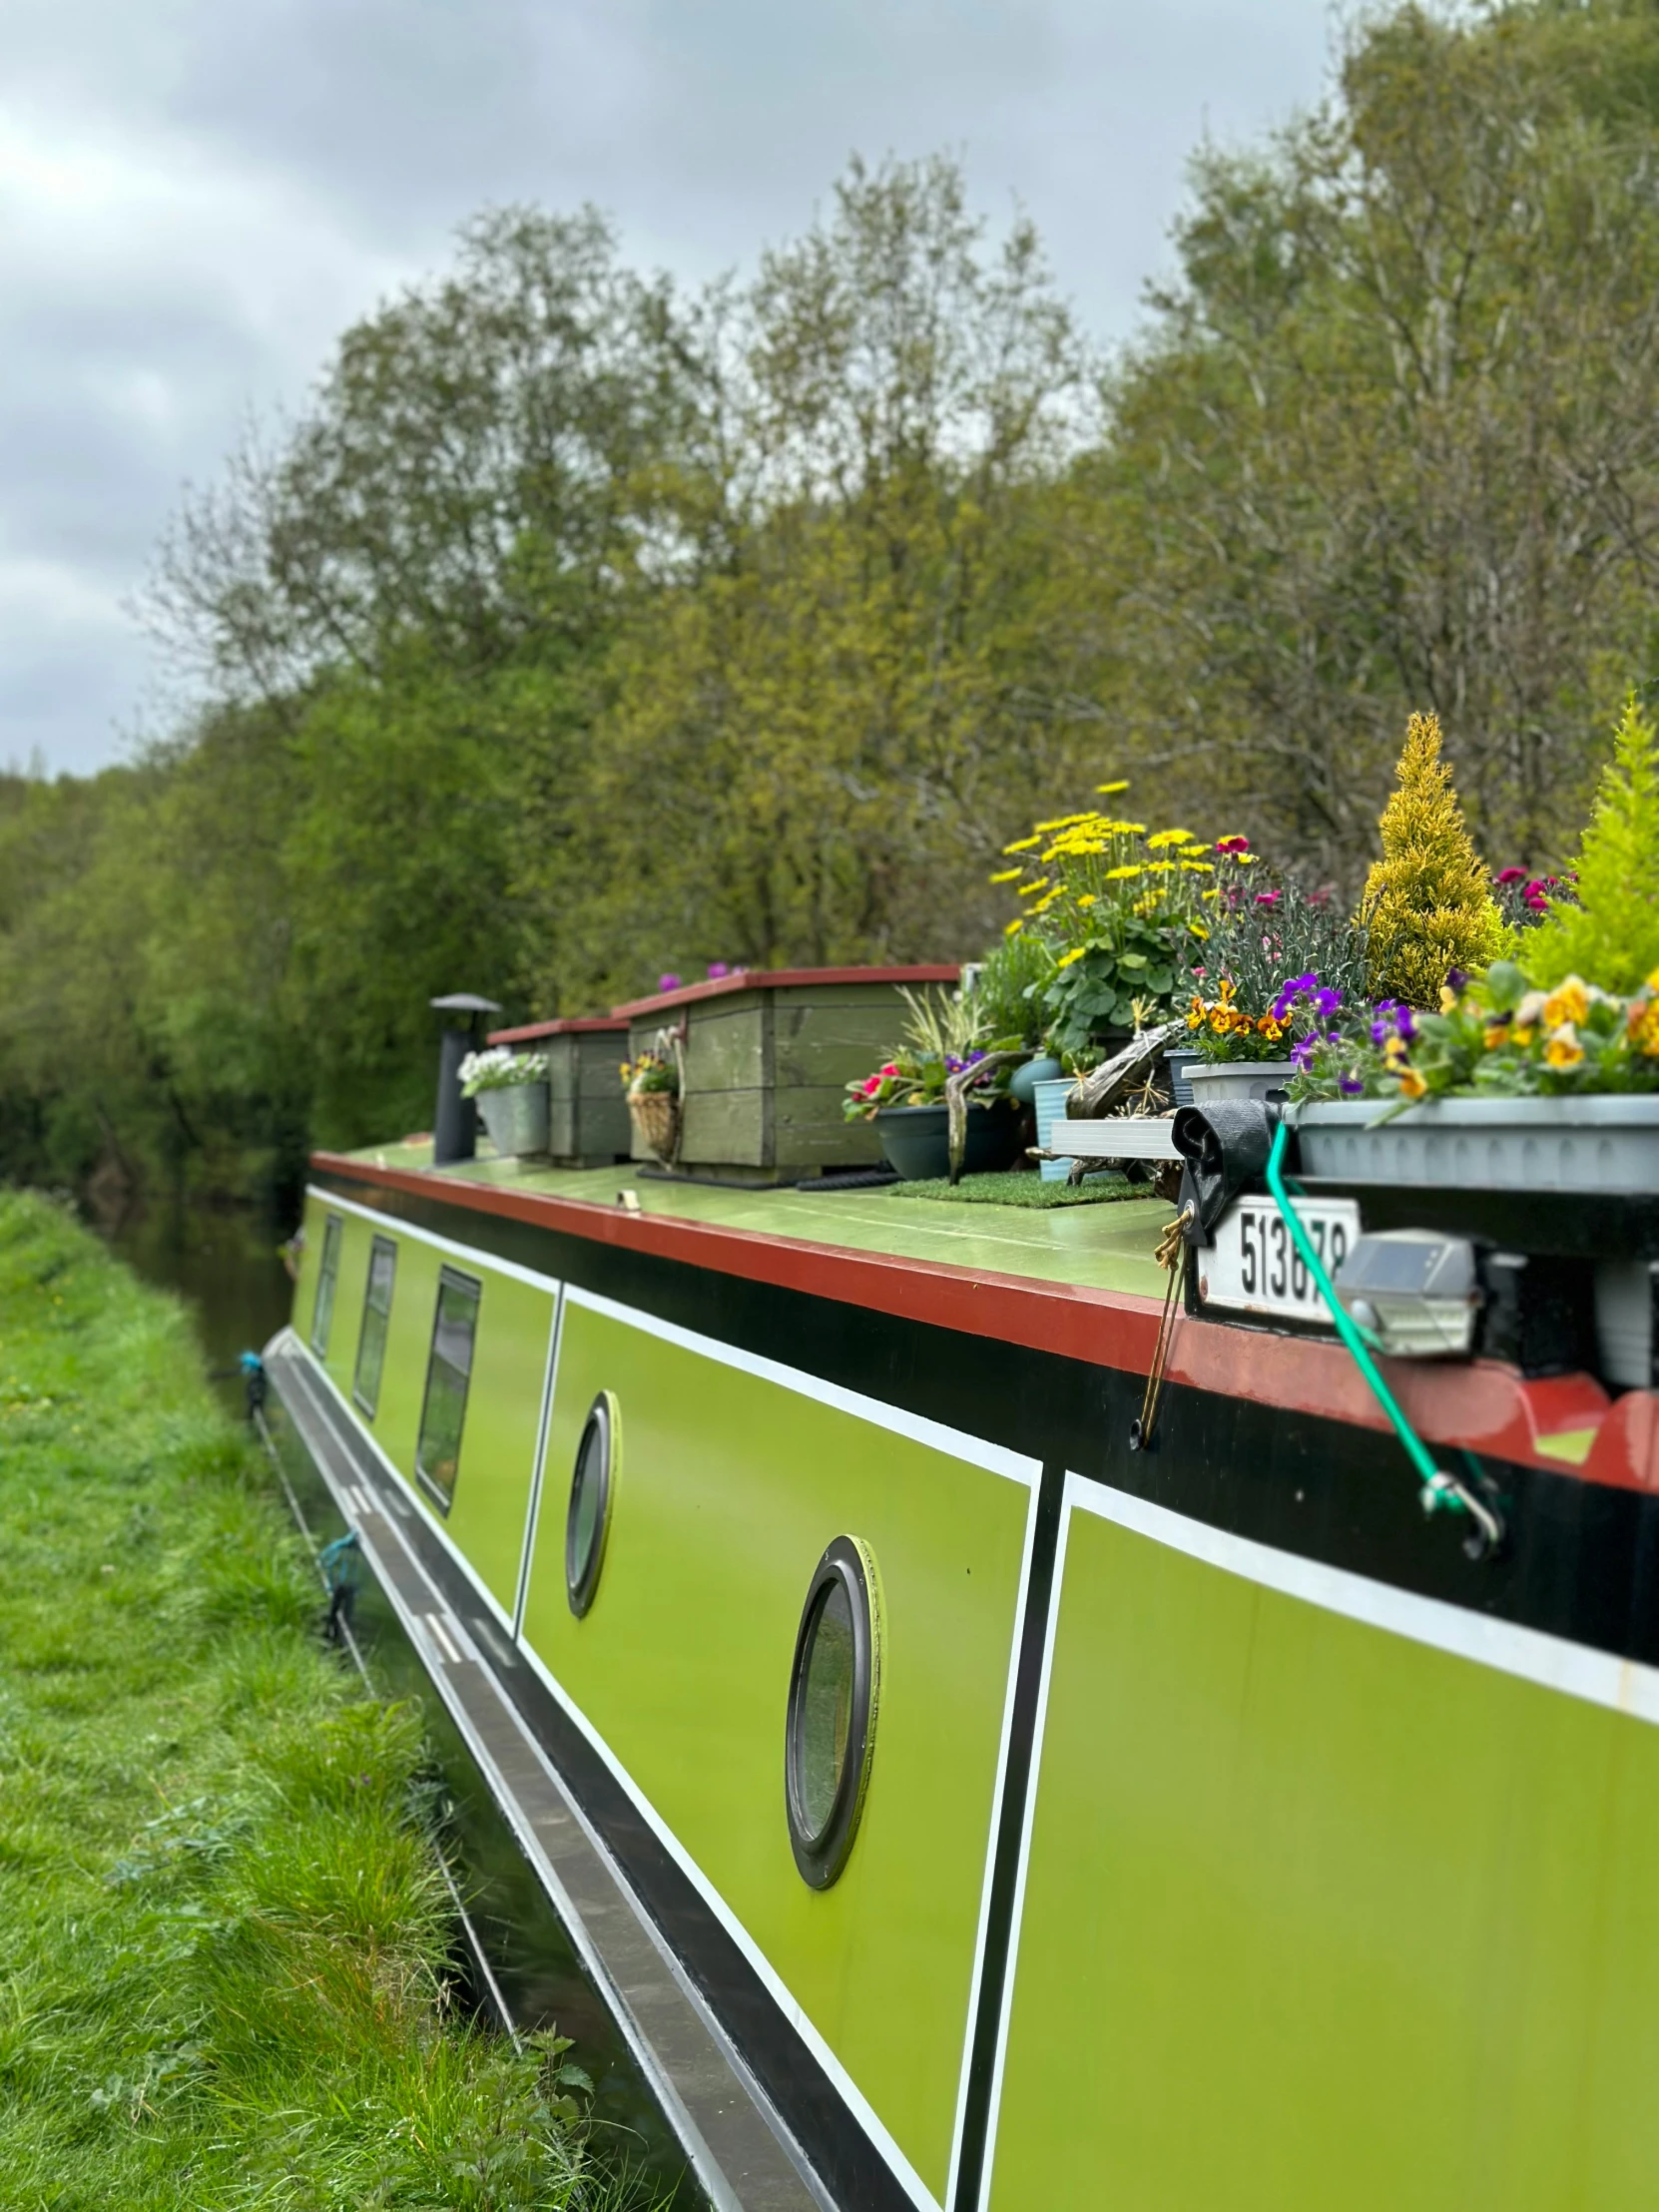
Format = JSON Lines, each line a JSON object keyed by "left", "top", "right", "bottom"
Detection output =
{"left": 487, "top": 1017, "right": 632, "bottom": 1168}
{"left": 614, "top": 966, "right": 959, "bottom": 1185}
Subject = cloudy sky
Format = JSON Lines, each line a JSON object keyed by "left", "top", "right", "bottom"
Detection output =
{"left": 3, "top": 0, "right": 1335, "bottom": 778}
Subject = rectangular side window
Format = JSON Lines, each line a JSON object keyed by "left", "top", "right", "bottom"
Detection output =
{"left": 310, "top": 1214, "right": 343, "bottom": 1357}
{"left": 415, "top": 1267, "right": 481, "bottom": 1514}
{"left": 352, "top": 1235, "right": 397, "bottom": 1418}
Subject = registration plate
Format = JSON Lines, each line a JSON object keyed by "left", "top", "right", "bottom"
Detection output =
{"left": 1198, "top": 1196, "right": 1361, "bottom": 1325}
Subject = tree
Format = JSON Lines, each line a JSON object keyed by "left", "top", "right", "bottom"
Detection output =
{"left": 1525, "top": 692, "right": 1659, "bottom": 990}
{"left": 1361, "top": 712, "right": 1502, "bottom": 1005}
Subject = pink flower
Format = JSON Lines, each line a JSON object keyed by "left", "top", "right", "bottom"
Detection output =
{"left": 657, "top": 972, "right": 681, "bottom": 992}
{"left": 1254, "top": 889, "right": 1281, "bottom": 907}
{"left": 1494, "top": 866, "right": 1527, "bottom": 885}
{"left": 707, "top": 961, "right": 730, "bottom": 979}
{"left": 859, "top": 1074, "right": 882, "bottom": 1096}
{"left": 1216, "top": 834, "right": 1251, "bottom": 855}
{"left": 879, "top": 1062, "right": 899, "bottom": 1077}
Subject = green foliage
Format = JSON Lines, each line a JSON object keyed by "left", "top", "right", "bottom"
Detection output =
{"left": 1524, "top": 693, "right": 1659, "bottom": 990}
{"left": 1039, "top": 918, "right": 1179, "bottom": 1061}
{"left": 969, "top": 929, "right": 1058, "bottom": 1046}
{"left": 1360, "top": 713, "right": 1503, "bottom": 1005}
{"left": 1199, "top": 879, "right": 1371, "bottom": 1018}
{"left": 0, "top": 1193, "right": 660, "bottom": 2210}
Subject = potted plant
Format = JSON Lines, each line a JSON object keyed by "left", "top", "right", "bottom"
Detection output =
{"left": 991, "top": 785, "right": 1224, "bottom": 1063}
{"left": 620, "top": 1043, "right": 681, "bottom": 1167}
{"left": 845, "top": 986, "right": 1024, "bottom": 1181}
{"left": 458, "top": 1046, "right": 551, "bottom": 1157}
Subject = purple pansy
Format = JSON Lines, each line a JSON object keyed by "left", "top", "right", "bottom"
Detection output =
{"left": 657, "top": 972, "right": 682, "bottom": 992}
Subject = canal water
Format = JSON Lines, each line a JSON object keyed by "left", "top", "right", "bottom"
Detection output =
{"left": 104, "top": 1202, "right": 296, "bottom": 1409}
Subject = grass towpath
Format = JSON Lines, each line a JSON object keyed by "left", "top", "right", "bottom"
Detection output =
{"left": 0, "top": 1190, "right": 659, "bottom": 2211}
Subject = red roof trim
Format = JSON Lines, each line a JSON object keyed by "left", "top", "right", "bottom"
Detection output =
{"left": 610, "top": 965, "right": 959, "bottom": 1018}
{"left": 487, "top": 1016, "right": 630, "bottom": 1044}
{"left": 309, "top": 1151, "right": 1624, "bottom": 1485}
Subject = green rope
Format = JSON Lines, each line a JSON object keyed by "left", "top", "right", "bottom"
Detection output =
{"left": 1264, "top": 1120, "right": 1498, "bottom": 1547}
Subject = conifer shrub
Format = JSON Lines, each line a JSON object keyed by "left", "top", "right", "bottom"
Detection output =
{"left": 1524, "top": 693, "right": 1659, "bottom": 993}
{"left": 1359, "top": 712, "right": 1503, "bottom": 1006}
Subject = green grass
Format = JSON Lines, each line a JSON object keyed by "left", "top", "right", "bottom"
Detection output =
{"left": 0, "top": 1190, "right": 661, "bottom": 2211}
{"left": 885, "top": 1170, "right": 1144, "bottom": 1207}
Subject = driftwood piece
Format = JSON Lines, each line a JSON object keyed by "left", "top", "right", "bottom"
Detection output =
{"left": 1065, "top": 1020, "right": 1184, "bottom": 1120}
{"left": 944, "top": 1051, "right": 1029, "bottom": 1186}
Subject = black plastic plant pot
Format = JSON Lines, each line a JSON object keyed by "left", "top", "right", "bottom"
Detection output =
{"left": 784, "top": 1536, "right": 883, "bottom": 1889}
{"left": 871, "top": 1102, "right": 1023, "bottom": 1182}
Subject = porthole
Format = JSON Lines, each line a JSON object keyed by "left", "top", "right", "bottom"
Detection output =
{"left": 565, "top": 1392, "right": 619, "bottom": 1617}
{"left": 785, "top": 1536, "right": 882, "bottom": 1890}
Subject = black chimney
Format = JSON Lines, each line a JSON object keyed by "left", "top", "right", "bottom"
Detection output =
{"left": 430, "top": 993, "right": 502, "bottom": 1166}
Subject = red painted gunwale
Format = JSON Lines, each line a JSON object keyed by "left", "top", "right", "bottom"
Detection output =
{"left": 487, "top": 1016, "right": 630, "bottom": 1044}
{"left": 309, "top": 1151, "right": 1653, "bottom": 1494}
{"left": 610, "top": 965, "right": 959, "bottom": 1018}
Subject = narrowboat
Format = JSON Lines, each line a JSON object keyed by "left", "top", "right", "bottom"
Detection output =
{"left": 261, "top": 990, "right": 1659, "bottom": 2212}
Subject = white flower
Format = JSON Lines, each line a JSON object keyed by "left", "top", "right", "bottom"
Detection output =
{"left": 459, "top": 1047, "right": 549, "bottom": 1096}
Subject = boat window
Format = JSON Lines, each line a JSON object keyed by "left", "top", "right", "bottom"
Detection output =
{"left": 310, "top": 1214, "right": 343, "bottom": 1357}
{"left": 566, "top": 1392, "right": 618, "bottom": 1617}
{"left": 415, "top": 1269, "right": 481, "bottom": 1513}
{"left": 785, "top": 1537, "right": 881, "bottom": 1888}
{"left": 352, "top": 1235, "right": 397, "bottom": 1418}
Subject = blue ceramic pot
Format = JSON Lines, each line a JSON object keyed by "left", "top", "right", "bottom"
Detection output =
{"left": 1007, "top": 1054, "right": 1062, "bottom": 1107}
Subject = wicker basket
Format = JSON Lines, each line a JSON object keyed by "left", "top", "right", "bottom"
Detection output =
{"left": 628, "top": 1088, "right": 680, "bottom": 1165}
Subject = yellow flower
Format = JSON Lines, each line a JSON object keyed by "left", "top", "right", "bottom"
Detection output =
{"left": 1017, "top": 877, "right": 1050, "bottom": 897}
{"left": 1075, "top": 892, "right": 1096, "bottom": 908}
{"left": 1512, "top": 1024, "right": 1535, "bottom": 1047}
{"left": 1439, "top": 984, "right": 1459, "bottom": 1013}
{"left": 1187, "top": 1009, "right": 1205, "bottom": 1031}
{"left": 1180, "top": 842, "right": 1212, "bottom": 857}
{"left": 1003, "top": 833, "right": 1041, "bottom": 854}
{"left": 1056, "top": 945, "right": 1086, "bottom": 969}
{"left": 1145, "top": 860, "right": 1175, "bottom": 874}
{"left": 1481, "top": 1021, "right": 1510, "bottom": 1050}
{"left": 1105, "top": 863, "right": 1143, "bottom": 880}
{"left": 1631, "top": 1002, "right": 1659, "bottom": 1057}
{"left": 1179, "top": 859, "right": 1215, "bottom": 874}
{"left": 1544, "top": 1024, "right": 1585, "bottom": 1069}
{"left": 1398, "top": 1067, "right": 1427, "bottom": 1099}
{"left": 1188, "top": 921, "right": 1210, "bottom": 939}
{"left": 1003, "top": 917, "right": 1024, "bottom": 936}
{"left": 1035, "top": 813, "right": 1093, "bottom": 832}
{"left": 1146, "top": 828, "right": 1196, "bottom": 849}
{"left": 1256, "top": 1016, "right": 1284, "bottom": 1041}
{"left": 988, "top": 866, "right": 1023, "bottom": 884}
{"left": 1382, "top": 1035, "right": 1408, "bottom": 1064}
{"left": 1095, "top": 779, "right": 1130, "bottom": 795}
{"left": 1542, "top": 978, "right": 1589, "bottom": 1029}
{"left": 1646, "top": 966, "right": 1659, "bottom": 994}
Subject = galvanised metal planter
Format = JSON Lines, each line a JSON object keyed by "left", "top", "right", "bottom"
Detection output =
{"left": 474, "top": 1080, "right": 550, "bottom": 1159}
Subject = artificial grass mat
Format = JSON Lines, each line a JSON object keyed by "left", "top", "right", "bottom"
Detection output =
{"left": 0, "top": 1190, "right": 661, "bottom": 2211}
{"left": 886, "top": 1170, "right": 1149, "bottom": 1207}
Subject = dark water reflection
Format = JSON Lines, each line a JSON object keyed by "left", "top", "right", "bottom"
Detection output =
{"left": 104, "top": 1204, "right": 296, "bottom": 1411}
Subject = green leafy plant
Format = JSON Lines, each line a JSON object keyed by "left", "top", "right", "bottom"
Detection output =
{"left": 1359, "top": 713, "right": 1503, "bottom": 1006}
{"left": 968, "top": 930, "right": 1057, "bottom": 1047}
{"left": 1524, "top": 694, "right": 1659, "bottom": 992}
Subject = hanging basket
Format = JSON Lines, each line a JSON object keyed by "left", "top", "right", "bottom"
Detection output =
{"left": 628, "top": 1088, "right": 680, "bottom": 1165}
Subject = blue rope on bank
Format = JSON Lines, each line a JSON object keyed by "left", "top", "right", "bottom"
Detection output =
{"left": 1263, "top": 1119, "right": 1502, "bottom": 1558}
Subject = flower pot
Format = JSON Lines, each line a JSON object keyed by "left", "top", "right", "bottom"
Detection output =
{"left": 1187, "top": 1060, "right": 1294, "bottom": 1105}
{"left": 873, "top": 1101, "right": 1023, "bottom": 1182}
{"left": 1032, "top": 1076, "right": 1078, "bottom": 1184}
{"left": 475, "top": 1080, "right": 549, "bottom": 1158}
{"left": 1290, "top": 1094, "right": 1659, "bottom": 1193}
{"left": 628, "top": 1089, "right": 680, "bottom": 1166}
{"left": 1008, "top": 1054, "right": 1063, "bottom": 1107}
{"left": 1164, "top": 1047, "right": 1204, "bottom": 1109}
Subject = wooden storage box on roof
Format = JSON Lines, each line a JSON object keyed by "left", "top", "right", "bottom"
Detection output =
{"left": 613, "top": 966, "right": 959, "bottom": 1186}
{"left": 486, "top": 1017, "right": 631, "bottom": 1168}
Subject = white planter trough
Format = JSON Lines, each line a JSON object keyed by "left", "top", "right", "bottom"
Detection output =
{"left": 1290, "top": 1095, "right": 1659, "bottom": 1194}
{"left": 1187, "top": 1061, "right": 1294, "bottom": 1104}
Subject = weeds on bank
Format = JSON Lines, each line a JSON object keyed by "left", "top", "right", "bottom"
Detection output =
{"left": 0, "top": 1190, "right": 659, "bottom": 2210}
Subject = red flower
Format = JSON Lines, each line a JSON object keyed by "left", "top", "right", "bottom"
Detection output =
{"left": 1215, "top": 835, "right": 1251, "bottom": 855}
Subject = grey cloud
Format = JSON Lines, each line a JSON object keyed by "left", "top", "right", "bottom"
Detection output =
{"left": 0, "top": 0, "right": 1333, "bottom": 775}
